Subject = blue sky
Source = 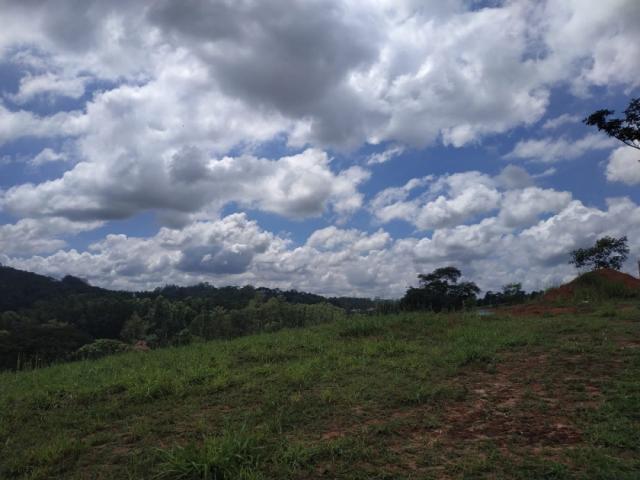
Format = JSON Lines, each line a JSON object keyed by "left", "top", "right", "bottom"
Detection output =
{"left": 1, "top": 0, "right": 639, "bottom": 297}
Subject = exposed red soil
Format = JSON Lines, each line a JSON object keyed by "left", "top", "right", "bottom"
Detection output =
{"left": 501, "top": 304, "right": 579, "bottom": 316}
{"left": 545, "top": 268, "right": 640, "bottom": 302}
{"left": 497, "top": 269, "right": 640, "bottom": 316}
{"left": 315, "top": 350, "right": 607, "bottom": 479}
{"left": 434, "top": 353, "right": 586, "bottom": 448}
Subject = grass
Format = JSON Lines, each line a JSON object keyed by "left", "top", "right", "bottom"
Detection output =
{"left": 572, "top": 272, "right": 640, "bottom": 301}
{"left": 0, "top": 306, "right": 639, "bottom": 479}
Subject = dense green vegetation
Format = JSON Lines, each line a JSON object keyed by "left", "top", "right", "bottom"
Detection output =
{"left": 569, "top": 236, "right": 630, "bottom": 271}
{"left": 400, "top": 267, "right": 480, "bottom": 312}
{"left": 3, "top": 264, "right": 540, "bottom": 371}
{"left": 0, "top": 266, "right": 373, "bottom": 370}
{"left": 1, "top": 303, "right": 639, "bottom": 479}
{"left": 477, "top": 283, "right": 542, "bottom": 307}
{"left": 3, "top": 263, "right": 629, "bottom": 371}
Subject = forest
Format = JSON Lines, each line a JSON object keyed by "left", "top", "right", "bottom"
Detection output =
{"left": 0, "top": 263, "right": 544, "bottom": 370}
{"left": 0, "top": 265, "right": 380, "bottom": 370}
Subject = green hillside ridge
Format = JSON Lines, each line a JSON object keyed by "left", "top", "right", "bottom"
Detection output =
{"left": 0, "top": 265, "right": 379, "bottom": 371}
{"left": 2, "top": 305, "right": 639, "bottom": 479}
{"left": 0, "top": 265, "right": 103, "bottom": 312}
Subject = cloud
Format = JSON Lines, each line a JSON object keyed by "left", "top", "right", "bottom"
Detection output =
{"left": 1, "top": 0, "right": 640, "bottom": 298}
{"left": 413, "top": 180, "right": 501, "bottom": 230}
{"left": 0, "top": 104, "right": 87, "bottom": 146}
{"left": 147, "top": 0, "right": 383, "bottom": 148}
{"left": 1, "top": 148, "right": 368, "bottom": 223}
{"left": 2, "top": 214, "right": 404, "bottom": 295}
{"left": 3, "top": 213, "right": 282, "bottom": 287}
{"left": 9, "top": 72, "right": 88, "bottom": 104}
{"left": 495, "top": 165, "right": 534, "bottom": 189}
{"left": 371, "top": 168, "right": 573, "bottom": 231}
{"left": 0, "top": 1, "right": 638, "bottom": 151}
{"left": 506, "top": 133, "right": 616, "bottom": 163}
{"left": 306, "top": 226, "right": 390, "bottom": 253}
{"left": 498, "top": 187, "right": 572, "bottom": 227}
{"left": 367, "top": 145, "right": 405, "bottom": 165}
{"left": 7, "top": 196, "right": 640, "bottom": 297}
{"left": 371, "top": 172, "right": 502, "bottom": 230}
{"left": 517, "top": 197, "right": 640, "bottom": 268}
{"left": 606, "top": 146, "right": 640, "bottom": 185}
{"left": 29, "top": 148, "right": 67, "bottom": 166}
{"left": 536, "top": 0, "right": 640, "bottom": 93}
{"left": 0, "top": 217, "right": 102, "bottom": 256}
{"left": 542, "top": 113, "right": 582, "bottom": 130}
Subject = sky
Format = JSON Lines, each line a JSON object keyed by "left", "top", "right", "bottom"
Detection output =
{"left": 1, "top": 0, "right": 639, "bottom": 298}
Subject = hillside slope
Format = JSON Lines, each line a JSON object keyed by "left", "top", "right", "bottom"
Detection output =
{"left": 1, "top": 308, "right": 639, "bottom": 479}
{"left": 0, "top": 265, "right": 102, "bottom": 311}
{"left": 0, "top": 264, "right": 376, "bottom": 314}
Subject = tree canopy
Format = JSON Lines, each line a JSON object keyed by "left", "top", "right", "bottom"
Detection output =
{"left": 569, "top": 236, "right": 629, "bottom": 271}
{"left": 0, "top": 265, "right": 382, "bottom": 370}
{"left": 584, "top": 97, "right": 640, "bottom": 151}
{"left": 401, "top": 266, "right": 479, "bottom": 312}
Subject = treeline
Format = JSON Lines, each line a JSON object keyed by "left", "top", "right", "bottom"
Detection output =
{"left": 399, "top": 268, "right": 541, "bottom": 311}
{"left": 0, "top": 266, "right": 369, "bottom": 370}
{"left": 0, "top": 266, "right": 104, "bottom": 312}
{"left": 0, "top": 291, "right": 348, "bottom": 370}
{"left": 477, "top": 283, "right": 543, "bottom": 307}
{"left": 0, "top": 265, "right": 376, "bottom": 314}
{"left": 0, "top": 265, "right": 542, "bottom": 370}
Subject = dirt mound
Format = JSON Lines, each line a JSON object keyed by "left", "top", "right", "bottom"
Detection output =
{"left": 497, "top": 269, "right": 640, "bottom": 316}
{"left": 544, "top": 268, "right": 640, "bottom": 302}
{"left": 594, "top": 268, "right": 640, "bottom": 288}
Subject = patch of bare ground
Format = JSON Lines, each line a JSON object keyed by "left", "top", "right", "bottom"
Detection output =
{"left": 500, "top": 304, "right": 582, "bottom": 316}
{"left": 434, "top": 353, "right": 585, "bottom": 449}
{"left": 317, "top": 349, "right": 613, "bottom": 478}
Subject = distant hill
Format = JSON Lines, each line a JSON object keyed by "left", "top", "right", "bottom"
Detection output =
{"left": 0, "top": 265, "right": 379, "bottom": 370}
{"left": 0, "top": 265, "right": 376, "bottom": 313}
{"left": 0, "top": 265, "right": 103, "bottom": 311}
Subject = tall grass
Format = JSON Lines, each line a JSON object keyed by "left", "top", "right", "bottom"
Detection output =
{"left": 157, "top": 426, "right": 266, "bottom": 480}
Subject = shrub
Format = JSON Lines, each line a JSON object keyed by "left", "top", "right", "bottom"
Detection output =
{"left": 74, "top": 339, "right": 131, "bottom": 360}
{"left": 157, "top": 427, "right": 266, "bottom": 479}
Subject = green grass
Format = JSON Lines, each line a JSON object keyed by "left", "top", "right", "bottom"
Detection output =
{"left": 1, "top": 308, "right": 639, "bottom": 479}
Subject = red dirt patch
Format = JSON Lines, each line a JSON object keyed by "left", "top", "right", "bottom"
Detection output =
{"left": 497, "top": 269, "right": 640, "bottom": 316}
{"left": 431, "top": 353, "right": 587, "bottom": 449}
{"left": 545, "top": 268, "right": 640, "bottom": 302}
{"left": 321, "top": 430, "right": 345, "bottom": 441}
{"left": 501, "top": 304, "right": 579, "bottom": 316}
{"left": 320, "top": 350, "right": 607, "bottom": 456}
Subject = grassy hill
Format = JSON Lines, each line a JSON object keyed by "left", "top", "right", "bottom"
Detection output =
{"left": 1, "top": 303, "right": 639, "bottom": 479}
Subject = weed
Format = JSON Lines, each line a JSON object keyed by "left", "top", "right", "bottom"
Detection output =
{"left": 338, "top": 317, "right": 384, "bottom": 338}
{"left": 156, "top": 427, "right": 266, "bottom": 480}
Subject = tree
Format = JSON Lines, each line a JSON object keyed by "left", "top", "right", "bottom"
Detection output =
{"left": 120, "top": 312, "right": 148, "bottom": 343}
{"left": 569, "top": 236, "right": 629, "bottom": 271}
{"left": 75, "top": 339, "right": 131, "bottom": 360}
{"left": 584, "top": 98, "right": 640, "bottom": 151}
{"left": 401, "top": 266, "right": 479, "bottom": 312}
{"left": 500, "top": 283, "right": 526, "bottom": 303}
